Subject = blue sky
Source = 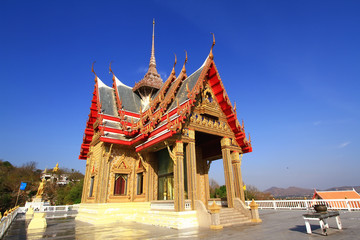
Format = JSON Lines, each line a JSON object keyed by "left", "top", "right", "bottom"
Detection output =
{"left": 1, "top": 0, "right": 359, "bottom": 190}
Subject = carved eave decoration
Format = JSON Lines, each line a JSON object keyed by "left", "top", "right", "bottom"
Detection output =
{"left": 137, "top": 153, "right": 149, "bottom": 172}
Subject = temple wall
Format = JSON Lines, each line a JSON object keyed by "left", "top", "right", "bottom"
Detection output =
{"left": 82, "top": 142, "right": 104, "bottom": 203}
{"left": 76, "top": 202, "right": 198, "bottom": 229}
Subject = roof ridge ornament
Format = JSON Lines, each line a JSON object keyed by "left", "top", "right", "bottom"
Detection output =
{"left": 181, "top": 50, "right": 188, "bottom": 73}
{"left": 91, "top": 61, "right": 98, "bottom": 83}
{"left": 109, "top": 61, "right": 116, "bottom": 84}
{"left": 92, "top": 61, "right": 97, "bottom": 75}
{"left": 209, "top": 32, "right": 215, "bottom": 60}
{"left": 171, "top": 53, "right": 177, "bottom": 75}
{"left": 109, "top": 61, "right": 114, "bottom": 74}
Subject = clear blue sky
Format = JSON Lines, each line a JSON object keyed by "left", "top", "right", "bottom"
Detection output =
{"left": 1, "top": 0, "right": 359, "bottom": 191}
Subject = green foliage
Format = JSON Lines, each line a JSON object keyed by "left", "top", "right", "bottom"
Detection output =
{"left": 0, "top": 160, "right": 40, "bottom": 214}
{"left": 209, "top": 178, "right": 220, "bottom": 198}
{"left": 211, "top": 184, "right": 274, "bottom": 201}
{"left": 0, "top": 159, "right": 84, "bottom": 214}
{"left": 56, "top": 180, "right": 83, "bottom": 205}
{"left": 214, "top": 185, "right": 227, "bottom": 199}
{"left": 244, "top": 185, "right": 273, "bottom": 200}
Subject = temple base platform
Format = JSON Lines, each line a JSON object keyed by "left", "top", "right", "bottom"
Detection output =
{"left": 75, "top": 203, "right": 199, "bottom": 229}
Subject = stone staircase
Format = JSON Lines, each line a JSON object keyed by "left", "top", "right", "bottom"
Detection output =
{"left": 219, "top": 207, "right": 251, "bottom": 227}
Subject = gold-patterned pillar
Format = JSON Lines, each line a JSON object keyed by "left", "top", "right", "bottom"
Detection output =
{"left": 186, "top": 129, "right": 197, "bottom": 210}
{"left": 130, "top": 157, "right": 136, "bottom": 202}
{"left": 145, "top": 153, "right": 154, "bottom": 202}
{"left": 204, "top": 160, "right": 210, "bottom": 209}
{"left": 81, "top": 157, "right": 91, "bottom": 203}
{"left": 173, "top": 141, "right": 185, "bottom": 212}
{"left": 221, "top": 137, "right": 235, "bottom": 208}
{"left": 231, "top": 151, "right": 245, "bottom": 202}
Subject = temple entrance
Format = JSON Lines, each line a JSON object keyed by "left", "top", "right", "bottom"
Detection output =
{"left": 156, "top": 148, "right": 174, "bottom": 200}
{"left": 158, "top": 174, "right": 174, "bottom": 200}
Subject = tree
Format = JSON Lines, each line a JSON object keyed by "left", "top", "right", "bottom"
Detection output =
{"left": 244, "top": 185, "right": 273, "bottom": 200}
{"left": 0, "top": 160, "right": 40, "bottom": 214}
{"left": 0, "top": 160, "right": 85, "bottom": 214}
{"left": 215, "top": 185, "right": 227, "bottom": 199}
{"left": 209, "top": 178, "right": 220, "bottom": 198}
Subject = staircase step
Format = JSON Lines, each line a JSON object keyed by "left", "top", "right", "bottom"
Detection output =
{"left": 219, "top": 207, "right": 251, "bottom": 227}
{"left": 222, "top": 220, "right": 251, "bottom": 227}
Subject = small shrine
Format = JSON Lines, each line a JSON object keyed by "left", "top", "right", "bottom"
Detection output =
{"left": 77, "top": 21, "right": 254, "bottom": 229}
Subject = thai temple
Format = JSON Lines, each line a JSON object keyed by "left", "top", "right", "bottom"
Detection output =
{"left": 76, "top": 20, "right": 256, "bottom": 229}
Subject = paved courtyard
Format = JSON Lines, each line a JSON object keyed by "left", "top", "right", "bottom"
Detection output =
{"left": 4, "top": 210, "right": 360, "bottom": 239}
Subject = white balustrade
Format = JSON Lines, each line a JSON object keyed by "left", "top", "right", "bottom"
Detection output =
{"left": 208, "top": 199, "right": 226, "bottom": 207}
{"left": 245, "top": 199, "right": 360, "bottom": 211}
{"left": 150, "top": 200, "right": 193, "bottom": 211}
{"left": 0, "top": 208, "right": 20, "bottom": 238}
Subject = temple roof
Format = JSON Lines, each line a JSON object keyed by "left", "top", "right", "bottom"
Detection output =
{"left": 79, "top": 54, "right": 252, "bottom": 159}
{"left": 98, "top": 77, "right": 118, "bottom": 117}
{"left": 79, "top": 32, "right": 252, "bottom": 160}
{"left": 114, "top": 76, "right": 142, "bottom": 114}
{"left": 133, "top": 19, "right": 163, "bottom": 94}
{"left": 167, "top": 66, "right": 204, "bottom": 113}
{"left": 313, "top": 189, "right": 360, "bottom": 199}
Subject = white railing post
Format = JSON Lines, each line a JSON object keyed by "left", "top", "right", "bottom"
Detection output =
{"left": 273, "top": 201, "right": 277, "bottom": 210}
{"left": 346, "top": 200, "right": 351, "bottom": 212}
{"left": 304, "top": 200, "right": 309, "bottom": 210}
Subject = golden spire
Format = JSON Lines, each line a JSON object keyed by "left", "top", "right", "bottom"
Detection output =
{"left": 209, "top": 32, "right": 215, "bottom": 60}
{"left": 149, "top": 18, "right": 157, "bottom": 70}
{"left": 133, "top": 19, "right": 163, "bottom": 93}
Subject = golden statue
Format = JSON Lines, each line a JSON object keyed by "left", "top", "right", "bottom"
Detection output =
{"left": 36, "top": 178, "right": 46, "bottom": 198}
{"left": 53, "top": 163, "right": 59, "bottom": 172}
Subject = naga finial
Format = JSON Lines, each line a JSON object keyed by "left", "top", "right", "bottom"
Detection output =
{"left": 182, "top": 50, "right": 188, "bottom": 73}
{"left": 91, "top": 61, "right": 96, "bottom": 74}
{"left": 92, "top": 61, "right": 98, "bottom": 83}
{"left": 209, "top": 32, "right": 215, "bottom": 60}
{"left": 171, "top": 53, "right": 177, "bottom": 75}
{"left": 109, "top": 61, "right": 114, "bottom": 74}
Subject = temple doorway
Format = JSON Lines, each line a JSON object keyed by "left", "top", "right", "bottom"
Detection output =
{"left": 158, "top": 174, "right": 174, "bottom": 200}
{"left": 156, "top": 148, "right": 174, "bottom": 200}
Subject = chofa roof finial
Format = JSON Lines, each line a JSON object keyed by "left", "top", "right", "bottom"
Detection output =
{"left": 209, "top": 32, "right": 215, "bottom": 60}
{"left": 171, "top": 53, "right": 177, "bottom": 75}
{"left": 182, "top": 50, "right": 188, "bottom": 73}
{"left": 91, "top": 61, "right": 96, "bottom": 75}
{"left": 91, "top": 61, "right": 98, "bottom": 83}
{"left": 109, "top": 61, "right": 114, "bottom": 74}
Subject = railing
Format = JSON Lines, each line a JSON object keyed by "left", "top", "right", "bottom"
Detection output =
{"left": 245, "top": 199, "right": 360, "bottom": 211}
{"left": 1, "top": 204, "right": 79, "bottom": 238}
{"left": 208, "top": 199, "right": 228, "bottom": 207}
{"left": 0, "top": 208, "right": 20, "bottom": 239}
{"left": 150, "top": 200, "right": 193, "bottom": 211}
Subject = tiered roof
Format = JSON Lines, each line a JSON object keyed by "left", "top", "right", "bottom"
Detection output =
{"left": 313, "top": 189, "right": 360, "bottom": 199}
{"left": 79, "top": 31, "right": 252, "bottom": 160}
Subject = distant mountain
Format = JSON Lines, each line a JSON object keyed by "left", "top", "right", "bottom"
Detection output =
{"left": 264, "top": 187, "right": 314, "bottom": 198}
{"left": 264, "top": 186, "right": 360, "bottom": 198}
